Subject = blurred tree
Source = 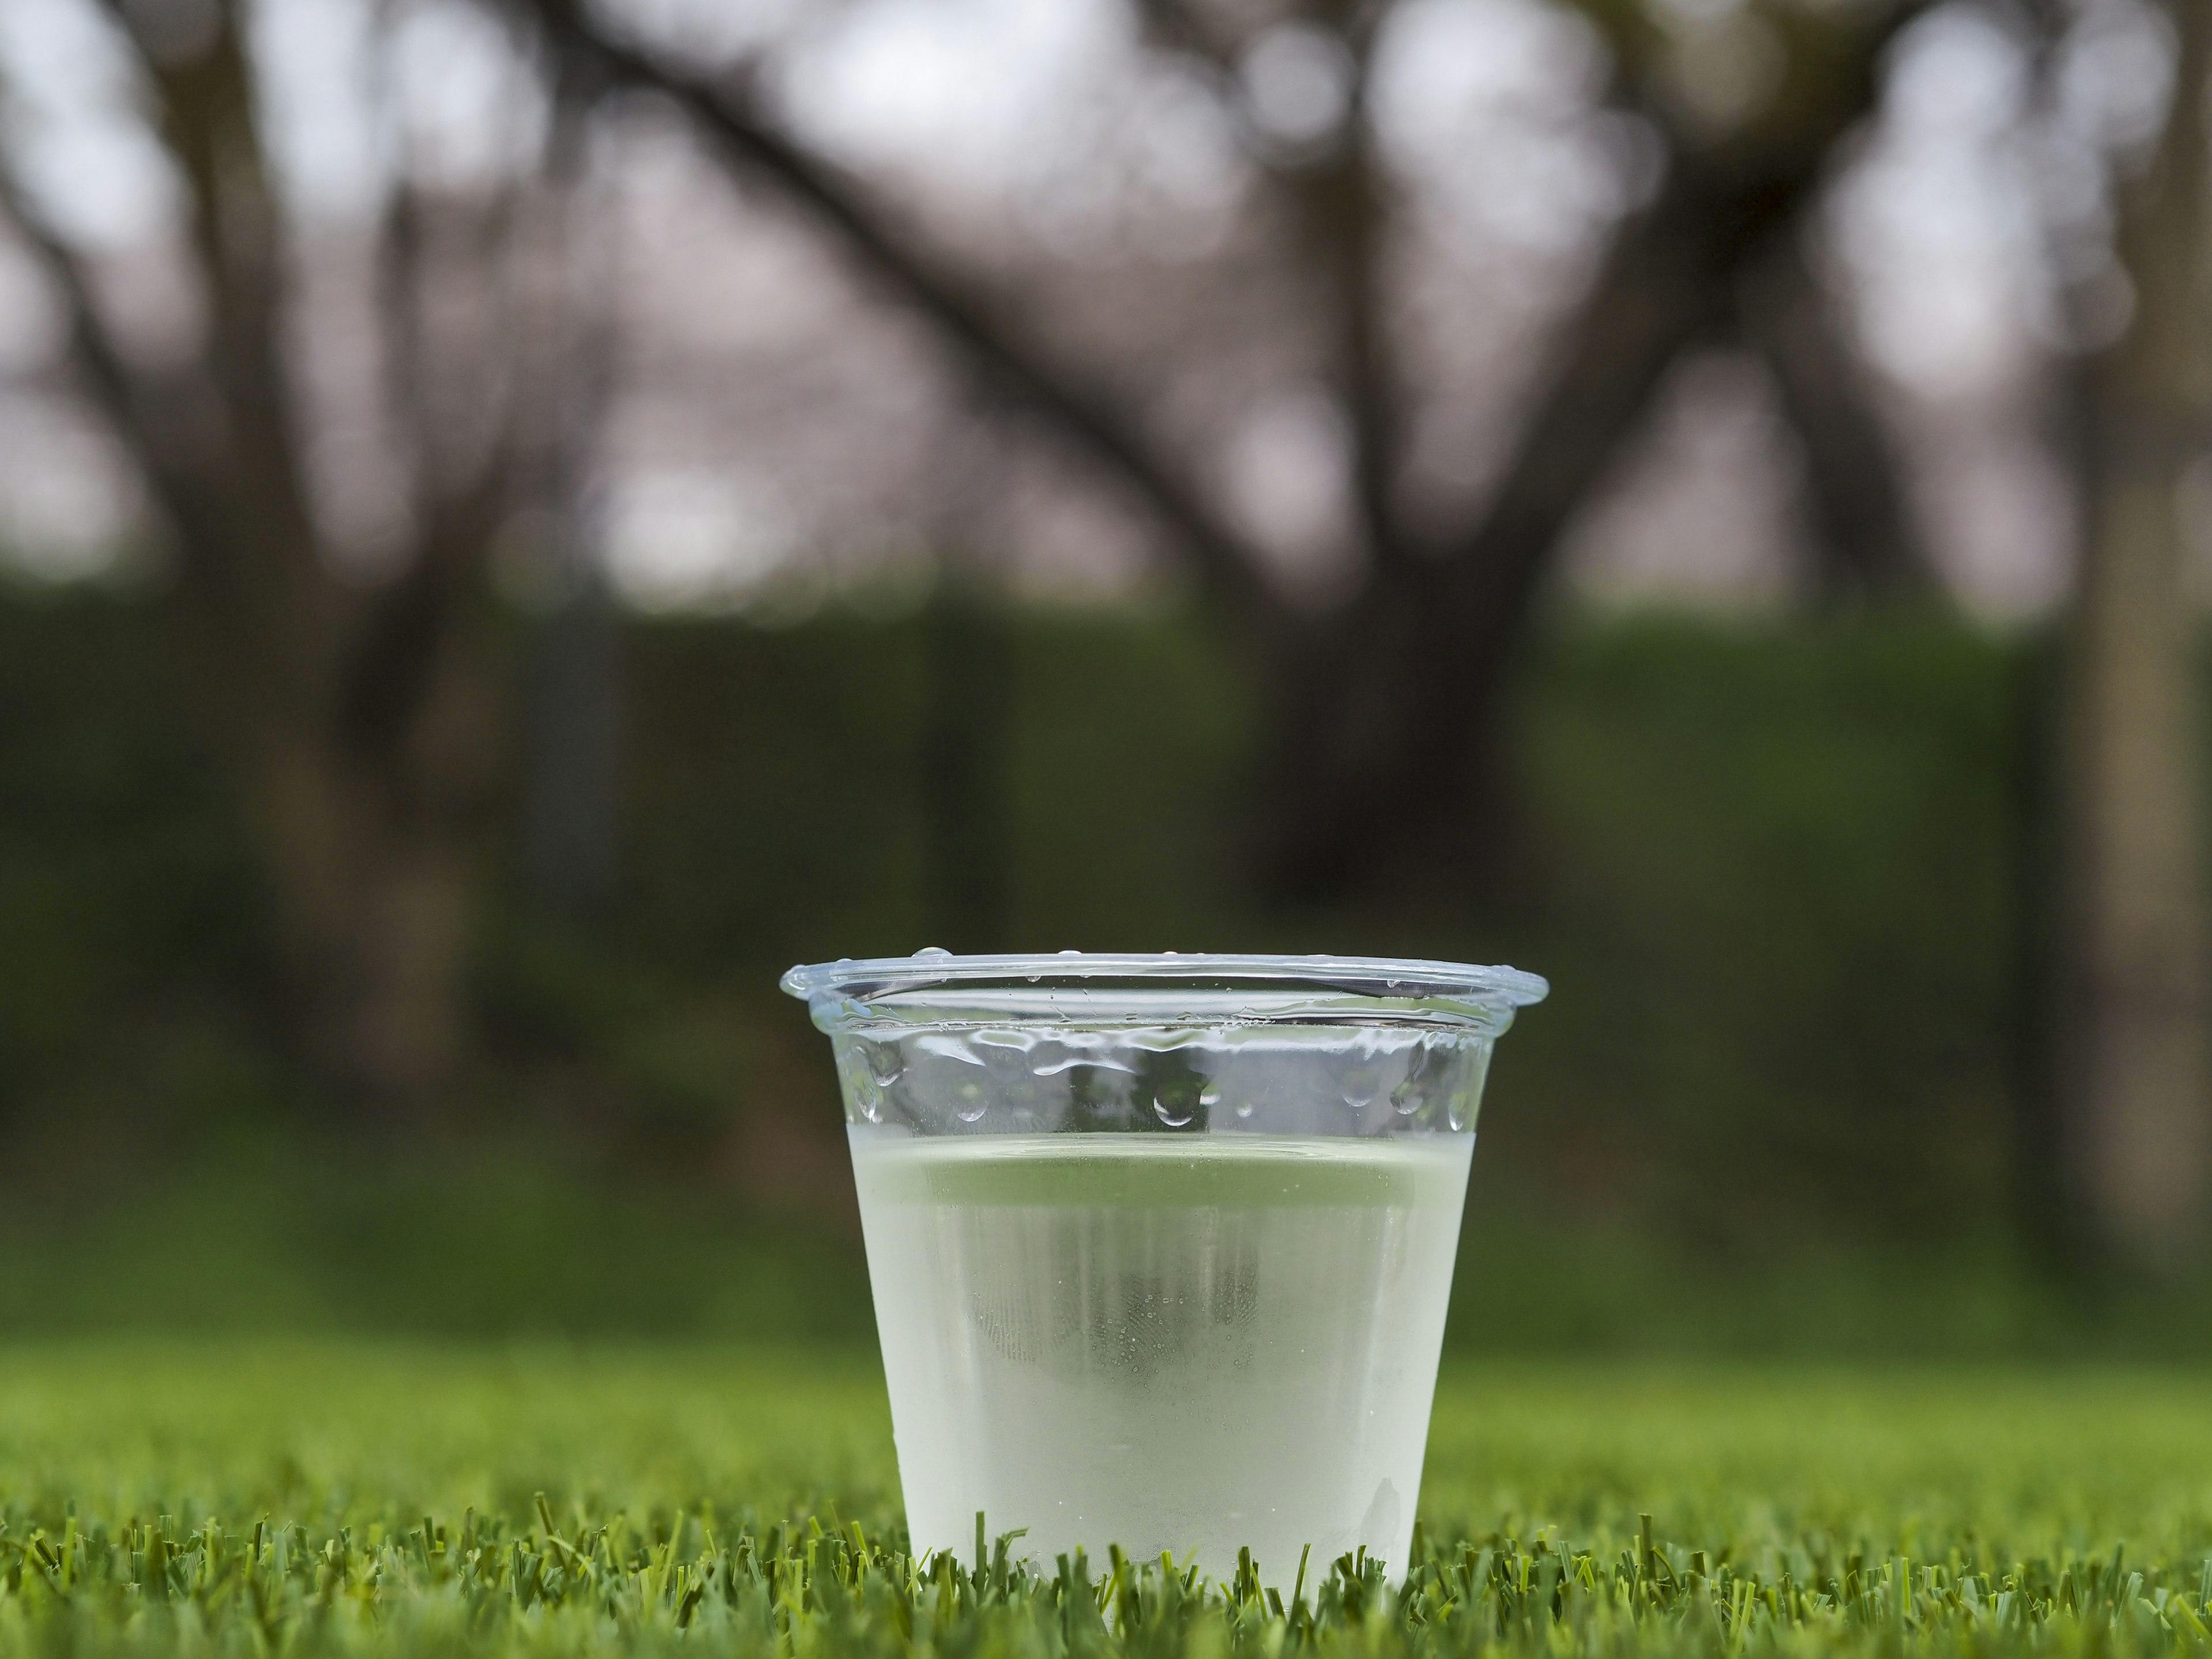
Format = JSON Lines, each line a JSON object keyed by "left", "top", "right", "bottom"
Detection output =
{"left": 919, "top": 403, "right": 1019, "bottom": 955}
{"left": 524, "top": 535, "right": 619, "bottom": 923}
{"left": 521, "top": 0, "right": 1932, "bottom": 900}
{"left": 921, "top": 568, "right": 1017, "bottom": 953}
{"left": 0, "top": 1, "right": 574, "bottom": 1111}
{"left": 2056, "top": 0, "right": 2211, "bottom": 1269}
{"left": 520, "top": 100, "right": 622, "bottom": 925}
{"left": 522, "top": 508, "right": 619, "bottom": 925}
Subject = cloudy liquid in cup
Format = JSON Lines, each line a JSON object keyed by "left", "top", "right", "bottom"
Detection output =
{"left": 848, "top": 1129, "right": 1471, "bottom": 1582}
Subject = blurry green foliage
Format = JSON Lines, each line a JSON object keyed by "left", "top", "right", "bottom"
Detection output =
{"left": 0, "top": 588, "right": 2147, "bottom": 1346}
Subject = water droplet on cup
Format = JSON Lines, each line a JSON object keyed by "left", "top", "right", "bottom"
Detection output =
{"left": 1391, "top": 1041, "right": 1433, "bottom": 1115}
{"left": 1234, "top": 1100, "right": 1255, "bottom": 1120}
{"left": 1198, "top": 1086, "right": 1221, "bottom": 1108}
{"left": 1153, "top": 1096, "right": 1194, "bottom": 1128}
{"left": 915, "top": 945, "right": 951, "bottom": 958}
{"left": 865, "top": 1043, "right": 904, "bottom": 1088}
{"left": 956, "top": 1095, "right": 988, "bottom": 1123}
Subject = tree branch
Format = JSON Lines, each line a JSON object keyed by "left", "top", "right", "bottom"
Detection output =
{"left": 97, "top": 0, "right": 321, "bottom": 571}
{"left": 78, "top": 0, "right": 342, "bottom": 714}
{"left": 1131, "top": 1, "right": 1408, "bottom": 570}
{"left": 1310, "top": 77, "right": 1403, "bottom": 571}
{"left": 0, "top": 176, "right": 152, "bottom": 474}
{"left": 506, "top": 0, "right": 1291, "bottom": 631}
{"left": 343, "top": 17, "right": 546, "bottom": 767}
{"left": 1736, "top": 232, "right": 1934, "bottom": 600}
{"left": 0, "top": 140, "right": 270, "bottom": 613}
{"left": 1255, "top": 0, "right": 1931, "bottom": 893}
{"left": 1431, "top": 1, "right": 1926, "bottom": 604}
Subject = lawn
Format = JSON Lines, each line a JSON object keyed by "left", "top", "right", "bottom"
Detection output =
{"left": 1, "top": 1344, "right": 2207, "bottom": 1654}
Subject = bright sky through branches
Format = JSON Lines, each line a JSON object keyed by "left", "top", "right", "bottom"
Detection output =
{"left": 0, "top": 0, "right": 2173, "bottom": 615}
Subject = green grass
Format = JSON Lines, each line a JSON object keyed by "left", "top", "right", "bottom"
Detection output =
{"left": 2, "top": 1345, "right": 2209, "bottom": 1654}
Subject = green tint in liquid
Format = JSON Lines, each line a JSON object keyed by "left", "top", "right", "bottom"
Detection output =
{"left": 849, "top": 1131, "right": 1472, "bottom": 1584}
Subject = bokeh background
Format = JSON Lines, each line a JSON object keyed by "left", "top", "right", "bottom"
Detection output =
{"left": 1, "top": 0, "right": 2208, "bottom": 1353}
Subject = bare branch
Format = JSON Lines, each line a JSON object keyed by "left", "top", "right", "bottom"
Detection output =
{"left": 1736, "top": 235, "right": 1934, "bottom": 600}
{"left": 0, "top": 145, "right": 249, "bottom": 583}
{"left": 1256, "top": 1, "right": 1931, "bottom": 893}
{"left": 341, "top": 215, "right": 525, "bottom": 768}
{"left": 1430, "top": 0, "right": 1927, "bottom": 599}
{"left": 78, "top": 0, "right": 341, "bottom": 715}
{"left": 1130, "top": 1, "right": 1408, "bottom": 570}
{"left": 506, "top": 0, "right": 1291, "bottom": 631}
{"left": 1312, "top": 96, "right": 1402, "bottom": 571}
{"left": 99, "top": 0, "right": 321, "bottom": 566}
{"left": 1128, "top": 0, "right": 1245, "bottom": 75}
{"left": 0, "top": 178, "right": 149, "bottom": 464}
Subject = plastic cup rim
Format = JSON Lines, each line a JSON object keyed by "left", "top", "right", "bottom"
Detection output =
{"left": 781, "top": 950, "right": 1548, "bottom": 1014}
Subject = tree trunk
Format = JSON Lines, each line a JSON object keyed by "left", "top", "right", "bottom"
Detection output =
{"left": 521, "top": 91, "right": 622, "bottom": 925}
{"left": 1253, "top": 556, "right": 1521, "bottom": 899}
{"left": 2005, "top": 631, "right": 2072, "bottom": 1268}
{"left": 2058, "top": 0, "right": 2212, "bottom": 1268}
{"left": 245, "top": 592, "right": 502, "bottom": 1111}
{"left": 2063, "top": 449, "right": 2210, "bottom": 1264}
{"left": 1255, "top": 151, "right": 1778, "bottom": 897}
{"left": 262, "top": 745, "right": 476, "bottom": 1104}
{"left": 525, "top": 571, "right": 619, "bottom": 921}
{"left": 921, "top": 566, "right": 1017, "bottom": 952}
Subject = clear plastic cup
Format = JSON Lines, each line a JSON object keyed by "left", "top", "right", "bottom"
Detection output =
{"left": 782, "top": 950, "right": 1546, "bottom": 1584}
